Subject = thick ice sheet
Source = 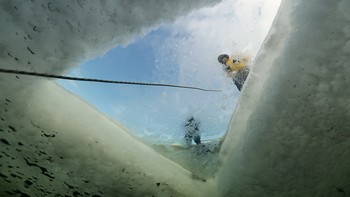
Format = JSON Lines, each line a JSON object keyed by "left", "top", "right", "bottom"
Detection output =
{"left": 0, "top": 79, "right": 216, "bottom": 196}
{"left": 0, "top": 0, "right": 221, "bottom": 196}
{"left": 0, "top": 0, "right": 220, "bottom": 74}
{"left": 218, "top": 0, "right": 350, "bottom": 196}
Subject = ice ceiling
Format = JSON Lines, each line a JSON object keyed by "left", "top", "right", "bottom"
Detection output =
{"left": 0, "top": 0, "right": 350, "bottom": 196}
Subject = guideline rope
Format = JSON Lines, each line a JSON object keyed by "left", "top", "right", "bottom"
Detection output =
{"left": 0, "top": 68, "right": 221, "bottom": 92}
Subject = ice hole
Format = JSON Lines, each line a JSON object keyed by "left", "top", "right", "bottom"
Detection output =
{"left": 57, "top": 0, "right": 280, "bottom": 145}
{"left": 55, "top": 0, "right": 280, "bottom": 178}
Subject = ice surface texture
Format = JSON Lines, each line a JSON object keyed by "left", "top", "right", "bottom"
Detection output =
{"left": 0, "top": 0, "right": 221, "bottom": 196}
{"left": 218, "top": 0, "right": 350, "bottom": 196}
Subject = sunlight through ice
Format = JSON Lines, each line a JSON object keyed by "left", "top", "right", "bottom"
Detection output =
{"left": 137, "top": 0, "right": 282, "bottom": 144}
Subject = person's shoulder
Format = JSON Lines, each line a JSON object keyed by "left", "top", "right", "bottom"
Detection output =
{"left": 230, "top": 54, "right": 251, "bottom": 61}
{"left": 241, "top": 57, "right": 249, "bottom": 62}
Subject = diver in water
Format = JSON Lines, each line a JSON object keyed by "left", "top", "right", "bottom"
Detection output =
{"left": 184, "top": 117, "right": 201, "bottom": 147}
{"left": 217, "top": 54, "right": 250, "bottom": 91}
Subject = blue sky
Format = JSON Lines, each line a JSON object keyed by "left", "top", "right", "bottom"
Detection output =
{"left": 57, "top": 0, "right": 281, "bottom": 144}
{"left": 58, "top": 26, "right": 173, "bottom": 115}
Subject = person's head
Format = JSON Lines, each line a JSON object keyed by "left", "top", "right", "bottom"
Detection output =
{"left": 218, "top": 54, "right": 229, "bottom": 64}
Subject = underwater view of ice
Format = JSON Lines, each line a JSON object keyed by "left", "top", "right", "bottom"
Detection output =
{"left": 0, "top": 0, "right": 349, "bottom": 196}
{"left": 57, "top": 0, "right": 281, "bottom": 145}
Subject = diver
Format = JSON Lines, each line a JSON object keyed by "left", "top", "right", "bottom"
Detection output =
{"left": 217, "top": 54, "right": 250, "bottom": 91}
{"left": 184, "top": 117, "right": 201, "bottom": 147}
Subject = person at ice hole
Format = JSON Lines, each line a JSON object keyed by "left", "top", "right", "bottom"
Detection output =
{"left": 184, "top": 117, "right": 201, "bottom": 147}
{"left": 217, "top": 54, "right": 250, "bottom": 91}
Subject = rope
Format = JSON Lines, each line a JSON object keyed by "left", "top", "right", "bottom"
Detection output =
{"left": 0, "top": 68, "right": 221, "bottom": 92}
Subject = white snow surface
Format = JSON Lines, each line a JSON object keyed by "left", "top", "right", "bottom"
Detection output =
{"left": 0, "top": 0, "right": 350, "bottom": 196}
